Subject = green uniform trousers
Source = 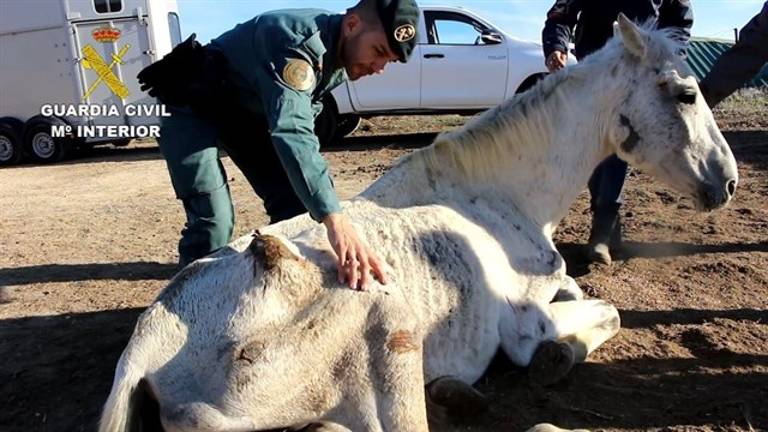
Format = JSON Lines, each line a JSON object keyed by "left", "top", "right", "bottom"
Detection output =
{"left": 158, "top": 105, "right": 305, "bottom": 265}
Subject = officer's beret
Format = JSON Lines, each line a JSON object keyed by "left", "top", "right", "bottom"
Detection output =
{"left": 376, "top": 0, "right": 419, "bottom": 62}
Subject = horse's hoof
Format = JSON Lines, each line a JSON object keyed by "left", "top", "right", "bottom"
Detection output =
{"left": 528, "top": 340, "right": 576, "bottom": 386}
{"left": 586, "top": 242, "right": 612, "bottom": 266}
{"left": 526, "top": 423, "right": 590, "bottom": 432}
{"left": 426, "top": 376, "right": 489, "bottom": 420}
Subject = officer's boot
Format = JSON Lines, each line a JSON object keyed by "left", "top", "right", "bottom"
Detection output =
{"left": 586, "top": 206, "right": 622, "bottom": 266}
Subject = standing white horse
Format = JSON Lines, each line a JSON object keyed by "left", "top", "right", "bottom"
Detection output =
{"left": 100, "top": 16, "right": 737, "bottom": 432}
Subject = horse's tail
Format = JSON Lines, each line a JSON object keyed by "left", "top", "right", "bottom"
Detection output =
{"left": 98, "top": 355, "right": 161, "bottom": 432}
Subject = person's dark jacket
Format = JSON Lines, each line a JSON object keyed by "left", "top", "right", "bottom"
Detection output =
{"left": 701, "top": 1, "right": 768, "bottom": 106}
{"left": 543, "top": 0, "right": 693, "bottom": 60}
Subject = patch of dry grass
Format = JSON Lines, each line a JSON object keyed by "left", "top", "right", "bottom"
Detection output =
{"left": 351, "top": 114, "right": 472, "bottom": 137}
{"left": 712, "top": 87, "right": 768, "bottom": 130}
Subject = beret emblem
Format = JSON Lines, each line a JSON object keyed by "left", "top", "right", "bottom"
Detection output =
{"left": 394, "top": 24, "right": 416, "bottom": 43}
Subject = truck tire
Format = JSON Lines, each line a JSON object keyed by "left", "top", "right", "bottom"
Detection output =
{"left": 0, "top": 118, "right": 24, "bottom": 166}
{"left": 23, "top": 117, "right": 71, "bottom": 164}
{"left": 336, "top": 114, "right": 361, "bottom": 139}
{"left": 314, "top": 97, "right": 338, "bottom": 148}
{"left": 515, "top": 73, "right": 547, "bottom": 94}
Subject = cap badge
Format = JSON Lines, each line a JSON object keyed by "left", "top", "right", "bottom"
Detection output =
{"left": 394, "top": 24, "right": 416, "bottom": 43}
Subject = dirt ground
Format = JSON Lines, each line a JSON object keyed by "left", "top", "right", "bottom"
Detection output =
{"left": 1, "top": 93, "right": 766, "bottom": 432}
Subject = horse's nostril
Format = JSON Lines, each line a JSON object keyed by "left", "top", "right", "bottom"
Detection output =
{"left": 725, "top": 179, "right": 737, "bottom": 197}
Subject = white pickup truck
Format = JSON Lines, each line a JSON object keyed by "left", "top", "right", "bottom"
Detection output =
{"left": 316, "top": 5, "right": 567, "bottom": 145}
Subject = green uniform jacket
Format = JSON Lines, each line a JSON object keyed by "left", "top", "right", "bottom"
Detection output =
{"left": 211, "top": 9, "right": 348, "bottom": 221}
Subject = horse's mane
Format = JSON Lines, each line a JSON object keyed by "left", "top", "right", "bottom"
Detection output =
{"left": 413, "top": 70, "right": 568, "bottom": 182}
{"left": 408, "top": 21, "right": 687, "bottom": 182}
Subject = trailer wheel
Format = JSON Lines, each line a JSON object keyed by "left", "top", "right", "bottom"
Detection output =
{"left": 0, "top": 118, "right": 24, "bottom": 166}
{"left": 24, "top": 117, "right": 71, "bottom": 164}
{"left": 112, "top": 138, "right": 132, "bottom": 147}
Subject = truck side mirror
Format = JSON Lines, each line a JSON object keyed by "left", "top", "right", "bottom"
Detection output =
{"left": 480, "top": 29, "right": 502, "bottom": 45}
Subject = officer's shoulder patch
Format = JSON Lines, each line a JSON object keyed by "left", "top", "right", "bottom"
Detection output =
{"left": 282, "top": 58, "right": 316, "bottom": 92}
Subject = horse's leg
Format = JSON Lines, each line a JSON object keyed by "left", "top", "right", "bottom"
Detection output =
{"left": 526, "top": 423, "right": 590, "bottom": 432}
{"left": 322, "top": 313, "right": 428, "bottom": 431}
{"left": 552, "top": 275, "right": 584, "bottom": 302}
{"left": 529, "top": 299, "right": 620, "bottom": 385}
{"left": 426, "top": 376, "right": 488, "bottom": 426}
{"left": 333, "top": 340, "right": 429, "bottom": 432}
{"left": 375, "top": 339, "right": 430, "bottom": 432}
{"left": 292, "top": 423, "right": 353, "bottom": 432}
{"left": 549, "top": 299, "right": 620, "bottom": 361}
{"left": 160, "top": 401, "right": 257, "bottom": 431}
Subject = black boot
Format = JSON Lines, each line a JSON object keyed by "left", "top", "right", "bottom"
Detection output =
{"left": 586, "top": 207, "right": 622, "bottom": 266}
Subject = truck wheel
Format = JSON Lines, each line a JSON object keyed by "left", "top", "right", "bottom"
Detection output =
{"left": 516, "top": 73, "right": 547, "bottom": 94}
{"left": 0, "top": 120, "right": 24, "bottom": 166}
{"left": 314, "top": 98, "right": 338, "bottom": 148}
{"left": 23, "top": 117, "right": 71, "bottom": 164}
{"left": 335, "top": 114, "right": 361, "bottom": 139}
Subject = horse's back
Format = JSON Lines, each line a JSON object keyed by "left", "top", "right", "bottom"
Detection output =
{"left": 128, "top": 199, "right": 545, "bottom": 426}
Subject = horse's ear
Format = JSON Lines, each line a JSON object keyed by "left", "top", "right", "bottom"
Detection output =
{"left": 615, "top": 13, "right": 647, "bottom": 59}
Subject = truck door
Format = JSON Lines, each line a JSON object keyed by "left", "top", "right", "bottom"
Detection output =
{"left": 69, "top": 0, "right": 155, "bottom": 126}
{"left": 419, "top": 10, "right": 508, "bottom": 109}
{"left": 346, "top": 46, "right": 422, "bottom": 111}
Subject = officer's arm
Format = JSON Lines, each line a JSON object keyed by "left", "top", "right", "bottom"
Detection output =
{"left": 254, "top": 61, "right": 341, "bottom": 222}
{"left": 542, "top": 0, "right": 582, "bottom": 58}
{"left": 701, "top": 3, "right": 768, "bottom": 106}
{"left": 659, "top": 0, "right": 694, "bottom": 49}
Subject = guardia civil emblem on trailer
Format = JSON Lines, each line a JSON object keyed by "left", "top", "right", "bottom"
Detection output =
{"left": 0, "top": 0, "right": 182, "bottom": 165}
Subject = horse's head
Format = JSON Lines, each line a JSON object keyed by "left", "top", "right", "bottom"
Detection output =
{"left": 607, "top": 14, "right": 738, "bottom": 210}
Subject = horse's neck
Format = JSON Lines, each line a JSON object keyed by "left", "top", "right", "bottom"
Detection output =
{"left": 361, "top": 65, "right": 622, "bottom": 233}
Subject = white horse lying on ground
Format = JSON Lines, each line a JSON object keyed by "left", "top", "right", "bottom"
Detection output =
{"left": 100, "top": 15, "right": 738, "bottom": 432}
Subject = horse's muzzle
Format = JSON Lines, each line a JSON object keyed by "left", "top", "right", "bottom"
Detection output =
{"left": 698, "top": 178, "right": 736, "bottom": 211}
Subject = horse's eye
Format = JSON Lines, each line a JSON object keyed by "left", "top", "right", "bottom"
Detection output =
{"left": 676, "top": 92, "right": 696, "bottom": 105}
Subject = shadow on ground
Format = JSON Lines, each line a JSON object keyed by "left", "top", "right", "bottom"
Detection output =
{"left": 0, "top": 262, "right": 178, "bottom": 286}
{"left": 324, "top": 132, "right": 437, "bottom": 152}
{"left": 725, "top": 130, "right": 768, "bottom": 172}
{"left": 557, "top": 240, "right": 768, "bottom": 278}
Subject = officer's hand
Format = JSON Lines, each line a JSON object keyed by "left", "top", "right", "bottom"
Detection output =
{"left": 546, "top": 50, "right": 568, "bottom": 72}
{"left": 323, "top": 213, "right": 387, "bottom": 291}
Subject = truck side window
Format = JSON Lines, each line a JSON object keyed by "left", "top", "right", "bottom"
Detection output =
{"left": 168, "top": 13, "right": 182, "bottom": 47}
{"left": 424, "top": 11, "right": 489, "bottom": 45}
{"left": 94, "top": 0, "right": 122, "bottom": 14}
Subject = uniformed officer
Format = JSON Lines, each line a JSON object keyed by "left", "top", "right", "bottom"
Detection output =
{"left": 138, "top": 0, "right": 419, "bottom": 290}
{"left": 542, "top": 0, "right": 693, "bottom": 265}
{"left": 700, "top": 1, "right": 768, "bottom": 107}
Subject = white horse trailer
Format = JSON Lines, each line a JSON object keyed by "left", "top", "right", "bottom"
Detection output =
{"left": 0, "top": 0, "right": 181, "bottom": 165}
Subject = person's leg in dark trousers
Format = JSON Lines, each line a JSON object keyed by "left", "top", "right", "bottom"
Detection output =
{"left": 158, "top": 106, "right": 235, "bottom": 266}
{"left": 586, "top": 154, "right": 628, "bottom": 265}
{"left": 217, "top": 112, "right": 306, "bottom": 224}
